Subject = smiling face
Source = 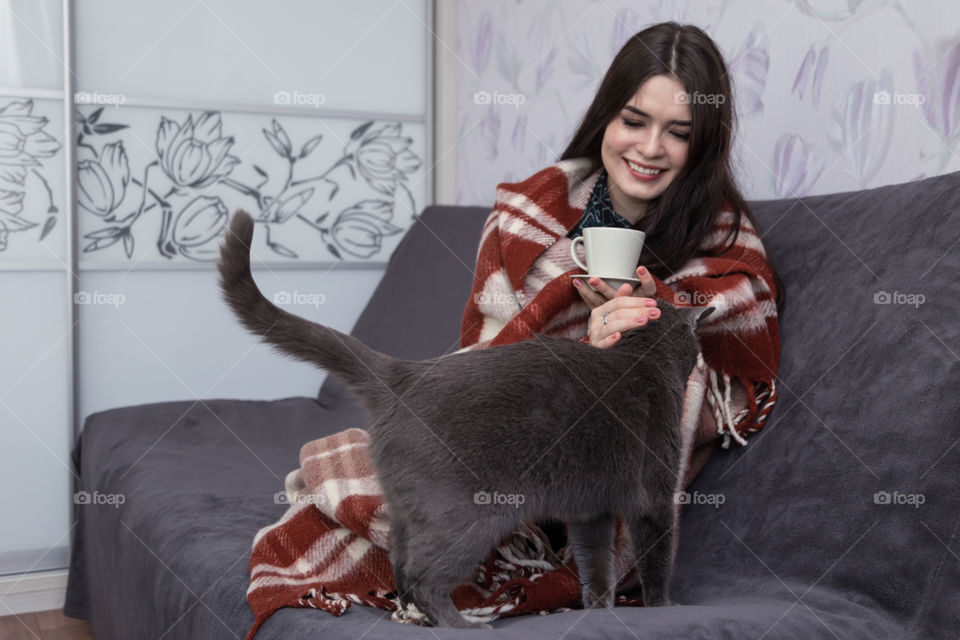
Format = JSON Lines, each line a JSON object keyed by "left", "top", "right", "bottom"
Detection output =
{"left": 601, "top": 74, "right": 693, "bottom": 223}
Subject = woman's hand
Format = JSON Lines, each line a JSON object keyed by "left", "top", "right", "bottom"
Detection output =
{"left": 573, "top": 266, "right": 661, "bottom": 349}
{"left": 585, "top": 294, "right": 661, "bottom": 348}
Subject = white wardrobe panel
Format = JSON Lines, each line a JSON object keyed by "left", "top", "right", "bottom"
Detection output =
{"left": 72, "top": 103, "right": 427, "bottom": 267}
{"left": 74, "top": 0, "right": 428, "bottom": 116}
{"left": 0, "top": 96, "right": 66, "bottom": 264}
{"left": 0, "top": 272, "right": 70, "bottom": 556}
{"left": 77, "top": 268, "right": 384, "bottom": 422}
{"left": 0, "top": 0, "right": 63, "bottom": 90}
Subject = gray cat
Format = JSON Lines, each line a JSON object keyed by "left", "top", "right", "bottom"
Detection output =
{"left": 218, "top": 210, "right": 713, "bottom": 628}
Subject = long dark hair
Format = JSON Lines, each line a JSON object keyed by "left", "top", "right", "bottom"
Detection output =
{"left": 560, "top": 22, "right": 786, "bottom": 313}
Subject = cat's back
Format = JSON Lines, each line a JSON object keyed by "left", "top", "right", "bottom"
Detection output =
{"left": 369, "top": 336, "right": 654, "bottom": 469}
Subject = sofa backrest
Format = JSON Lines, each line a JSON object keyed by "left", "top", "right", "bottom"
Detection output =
{"left": 316, "top": 204, "right": 489, "bottom": 405}
{"left": 678, "top": 170, "right": 959, "bottom": 637}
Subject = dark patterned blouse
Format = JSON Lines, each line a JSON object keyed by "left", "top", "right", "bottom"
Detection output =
{"left": 565, "top": 167, "right": 633, "bottom": 239}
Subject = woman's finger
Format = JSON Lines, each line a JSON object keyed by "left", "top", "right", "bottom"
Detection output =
{"left": 610, "top": 307, "right": 660, "bottom": 333}
{"left": 599, "top": 331, "right": 621, "bottom": 349}
{"left": 601, "top": 293, "right": 660, "bottom": 313}
{"left": 633, "top": 266, "right": 657, "bottom": 297}
{"left": 586, "top": 276, "right": 621, "bottom": 299}
{"left": 612, "top": 281, "right": 636, "bottom": 298}
{"left": 572, "top": 278, "right": 607, "bottom": 309}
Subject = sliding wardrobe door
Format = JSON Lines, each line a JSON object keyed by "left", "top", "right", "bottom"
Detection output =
{"left": 0, "top": 0, "right": 72, "bottom": 574}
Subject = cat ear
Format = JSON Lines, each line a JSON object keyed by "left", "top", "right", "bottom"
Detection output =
{"left": 678, "top": 305, "right": 715, "bottom": 327}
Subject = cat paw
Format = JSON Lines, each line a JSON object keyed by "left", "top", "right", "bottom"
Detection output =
{"left": 644, "top": 595, "right": 674, "bottom": 607}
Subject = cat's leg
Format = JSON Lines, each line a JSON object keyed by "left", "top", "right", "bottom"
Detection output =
{"left": 567, "top": 513, "right": 616, "bottom": 609}
{"left": 628, "top": 504, "right": 676, "bottom": 606}
{"left": 388, "top": 516, "right": 412, "bottom": 607}
{"left": 402, "top": 519, "right": 506, "bottom": 628}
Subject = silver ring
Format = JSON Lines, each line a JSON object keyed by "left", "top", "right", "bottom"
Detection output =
{"left": 602, "top": 311, "right": 609, "bottom": 325}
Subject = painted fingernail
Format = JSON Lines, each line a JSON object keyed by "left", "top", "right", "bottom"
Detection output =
{"left": 638, "top": 267, "right": 647, "bottom": 274}
{"left": 645, "top": 299, "right": 657, "bottom": 307}
{"left": 649, "top": 308, "right": 660, "bottom": 317}
{"left": 573, "top": 279, "right": 582, "bottom": 287}
{"left": 636, "top": 317, "right": 646, "bottom": 324}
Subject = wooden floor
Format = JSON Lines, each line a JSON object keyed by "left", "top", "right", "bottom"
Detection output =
{"left": 0, "top": 609, "right": 94, "bottom": 639}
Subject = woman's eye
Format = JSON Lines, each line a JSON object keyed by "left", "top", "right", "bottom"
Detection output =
{"left": 622, "top": 119, "right": 690, "bottom": 140}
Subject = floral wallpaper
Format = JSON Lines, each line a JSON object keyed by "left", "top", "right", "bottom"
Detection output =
{"left": 454, "top": 0, "right": 960, "bottom": 206}
{"left": 73, "top": 106, "right": 424, "bottom": 263}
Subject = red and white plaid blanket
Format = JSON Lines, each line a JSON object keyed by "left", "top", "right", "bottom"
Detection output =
{"left": 244, "top": 158, "right": 781, "bottom": 637}
{"left": 458, "top": 158, "right": 781, "bottom": 445}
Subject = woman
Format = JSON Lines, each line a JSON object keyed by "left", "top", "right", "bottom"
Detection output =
{"left": 460, "top": 20, "right": 783, "bottom": 493}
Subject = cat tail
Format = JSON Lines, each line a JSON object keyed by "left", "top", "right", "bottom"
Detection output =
{"left": 217, "top": 210, "right": 397, "bottom": 401}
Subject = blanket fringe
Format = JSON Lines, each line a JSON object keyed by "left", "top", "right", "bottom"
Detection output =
{"left": 708, "top": 368, "right": 747, "bottom": 448}
{"left": 706, "top": 369, "right": 778, "bottom": 449}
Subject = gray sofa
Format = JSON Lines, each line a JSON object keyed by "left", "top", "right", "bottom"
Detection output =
{"left": 65, "top": 170, "right": 960, "bottom": 639}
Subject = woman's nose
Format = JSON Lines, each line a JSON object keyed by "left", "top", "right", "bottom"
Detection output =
{"left": 637, "top": 129, "right": 665, "bottom": 158}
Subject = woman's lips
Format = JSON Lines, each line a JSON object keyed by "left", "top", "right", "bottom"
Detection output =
{"left": 624, "top": 157, "right": 666, "bottom": 181}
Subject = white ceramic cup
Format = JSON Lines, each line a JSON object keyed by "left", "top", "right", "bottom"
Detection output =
{"left": 570, "top": 227, "right": 646, "bottom": 285}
